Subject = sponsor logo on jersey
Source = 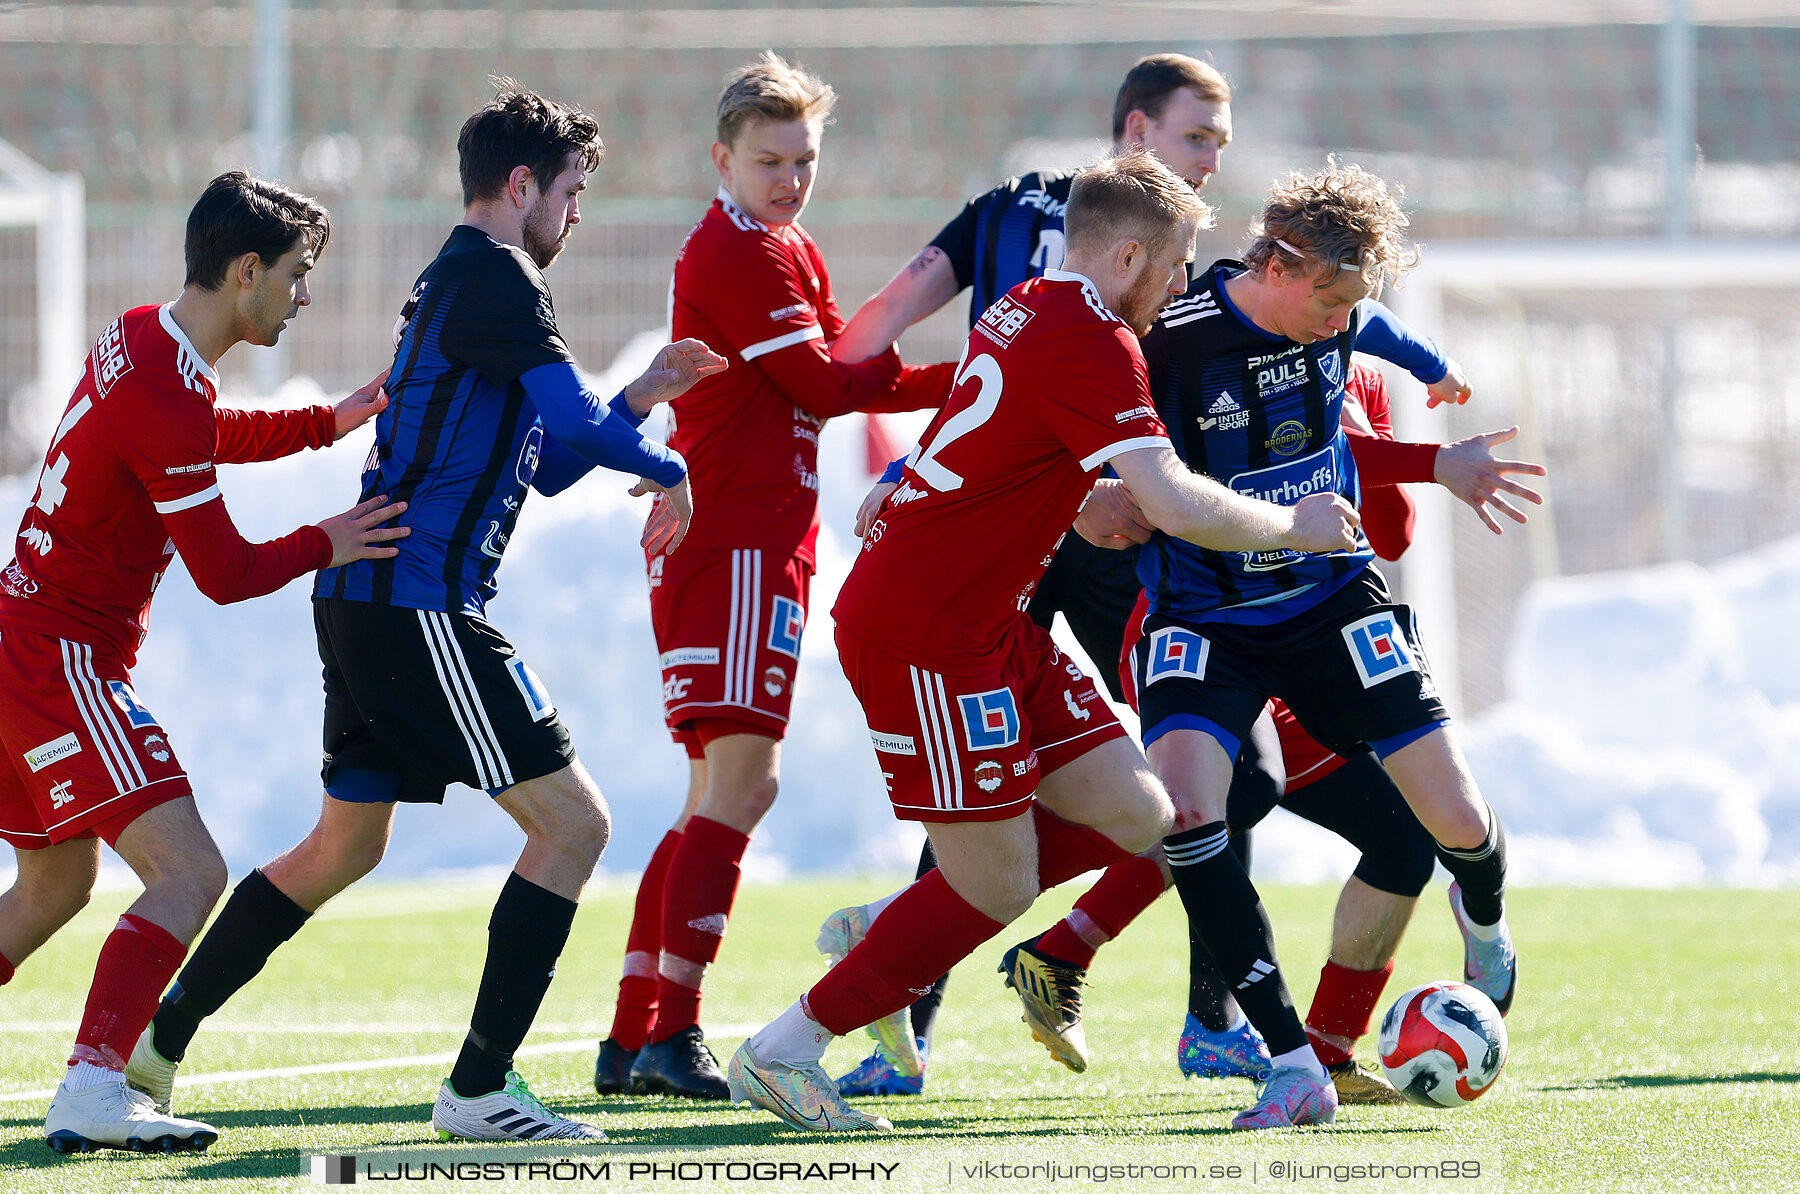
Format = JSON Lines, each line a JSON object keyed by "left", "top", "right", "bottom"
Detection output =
{"left": 48, "top": 779, "right": 75, "bottom": 809}
{"left": 793, "top": 423, "right": 819, "bottom": 446}
{"left": 479, "top": 520, "right": 510, "bottom": 560}
{"left": 662, "top": 675, "right": 693, "bottom": 703}
{"left": 973, "top": 760, "right": 1005, "bottom": 793}
{"left": 21, "top": 525, "right": 51, "bottom": 557}
{"left": 142, "top": 732, "right": 172, "bottom": 763}
{"left": 1230, "top": 442, "right": 1339, "bottom": 506}
{"left": 974, "top": 294, "right": 1036, "bottom": 349}
{"left": 793, "top": 456, "right": 820, "bottom": 492}
{"left": 1145, "top": 627, "right": 1210, "bottom": 684}
{"left": 889, "top": 482, "right": 926, "bottom": 506}
{"left": 648, "top": 555, "right": 665, "bottom": 588}
{"left": 1114, "top": 405, "right": 1156, "bottom": 424}
{"left": 1197, "top": 390, "right": 1251, "bottom": 432}
{"left": 767, "top": 596, "right": 805, "bottom": 658}
{"left": 1017, "top": 188, "right": 1066, "bottom": 216}
{"left": 660, "top": 647, "right": 720, "bottom": 668}
{"left": 792, "top": 407, "right": 826, "bottom": 430}
{"left": 1266, "top": 420, "right": 1312, "bottom": 457}
{"left": 163, "top": 462, "right": 213, "bottom": 476}
{"left": 1029, "top": 228, "right": 1066, "bottom": 272}
{"left": 763, "top": 665, "right": 787, "bottom": 697}
{"left": 870, "top": 730, "right": 916, "bottom": 756}
{"left": 106, "top": 681, "right": 158, "bottom": 729}
{"left": 516, "top": 425, "right": 543, "bottom": 486}
{"left": 1063, "top": 690, "right": 1090, "bottom": 721}
{"left": 1343, "top": 612, "right": 1418, "bottom": 687}
{"left": 1012, "top": 759, "right": 1031, "bottom": 777}
{"left": 769, "top": 302, "right": 814, "bottom": 322}
{"left": 958, "top": 688, "right": 1021, "bottom": 751}
{"left": 2, "top": 560, "right": 36, "bottom": 596}
{"left": 24, "top": 733, "right": 82, "bottom": 773}
{"left": 92, "top": 318, "right": 134, "bottom": 398}
{"left": 1249, "top": 345, "right": 1309, "bottom": 400}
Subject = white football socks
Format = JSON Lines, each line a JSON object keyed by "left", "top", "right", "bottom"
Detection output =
{"left": 1270, "top": 1043, "right": 1328, "bottom": 1081}
{"left": 749, "top": 999, "right": 833, "bottom": 1066}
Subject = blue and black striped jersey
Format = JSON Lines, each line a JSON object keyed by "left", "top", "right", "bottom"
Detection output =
{"left": 930, "top": 170, "right": 1075, "bottom": 327}
{"left": 317, "top": 226, "right": 576, "bottom": 616}
{"left": 1137, "top": 259, "right": 1445, "bottom": 625}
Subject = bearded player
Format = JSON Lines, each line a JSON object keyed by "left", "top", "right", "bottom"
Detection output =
{"left": 725, "top": 149, "right": 1358, "bottom": 1134}
{"left": 0, "top": 171, "right": 405, "bottom": 1154}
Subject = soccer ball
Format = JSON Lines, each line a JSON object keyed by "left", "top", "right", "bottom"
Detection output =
{"left": 1376, "top": 981, "right": 1508, "bottom": 1108}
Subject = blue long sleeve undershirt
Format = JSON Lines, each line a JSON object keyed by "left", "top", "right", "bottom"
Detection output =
{"left": 1355, "top": 301, "right": 1448, "bottom": 386}
{"left": 519, "top": 361, "right": 687, "bottom": 497}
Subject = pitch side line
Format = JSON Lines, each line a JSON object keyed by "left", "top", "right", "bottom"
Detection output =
{"left": 0, "top": 1024, "right": 761, "bottom": 1105}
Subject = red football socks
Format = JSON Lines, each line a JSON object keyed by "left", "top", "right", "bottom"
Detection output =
{"left": 1035, "top": 852, "right": 1165, "bottom": 968}
{"left": 609, "top": 829, "right": 681, "bottom": 1051}
{"left": 651, "top": 816, "right": 748, "bottom": 1043}
{"left": 1032, "top": 804, "right": 1131, "bottom": 890}
{"left": 807, "top": 868, "right": 1004, "bottom": 1037}
{"left": 1304, "top": 958, "right": 1396, "bottom": 1068}
{"left": 0, "top": 949, "right": 14, "bottom": 987}
{"left": 70, "top": 914, "right": 185, "bottom": 1070}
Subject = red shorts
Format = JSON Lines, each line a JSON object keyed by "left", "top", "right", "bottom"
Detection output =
{"left": 0, "top": 625, "right": 192, "bottom": 849}
{"left": 836, "top": 617, "right": 1127, "bottom": 823}
{"left": 649, "top": 547, "right": 813, "bottom": 743}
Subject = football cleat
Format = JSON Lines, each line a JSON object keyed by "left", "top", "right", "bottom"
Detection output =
{"left": 1177, "top": 1013, "right": 1273, "bottom": 1081}
{"left": 124, "top": 1031, "right": 179, "bottom": 1115}
{"left": 816, "top": 905, "right": 921, "bottom": 1078}
{"left": 999, "top": 941, "right": 1088, "bottom": 1073}
{"left": 1327, "top": 1058, "right": 1405, "bottom": 1105}
{"left": 726, "top": 1040, "right": 892, "bottom": 1133}
{"left": 837, "top": 1039, "right": 929, "bottom": 1098}
{"left": 432, "top": 1071, "right": 605, "bottom": 1142}
{"left": 44, "top": 1074, "right": 217, "bottom": 1154}
{"left": 1448, "top": 883, "right": 1517, "bottom": 1016}
{"left": 629, "top": 1025, "right": 729, "bottom": 1099}
{"left": 1229, "top": 1066, "right": 1339, "bottom": 1130}
{"left": 592, "top": 1038, "right": 638, "bottom": 1096}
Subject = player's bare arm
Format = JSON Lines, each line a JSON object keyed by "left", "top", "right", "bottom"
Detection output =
{"left": 621, "top": 339, "right": 730, "bottom": 416}
{"left": 1073, "top": 478, "right": 1155, "bottom": 549}
{"left": 1425, "top": 356, "right": 1473, "bottom": 408}
{"left": 1434, "top": 426, "right": 1547, "bottom": 533}
{"left": 316, "top": 494, "right": 410, "bottom": 568}
{"left": 333, "top": 368, "right": 391, "bottom": 440}
{"left": 1110, "top": 444, "right": 1358, "bottom": 554}
{"left": 853, "top": 479, "right": 898, "bottom": 538}
{"left": 832, "top": 247, "right": 960, "bottom": 364}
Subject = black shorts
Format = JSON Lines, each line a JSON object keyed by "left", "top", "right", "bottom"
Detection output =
{"left": 314, "top": 597, "right": 575, "bottom": 804}
{"left": 1133, "top": 568, "right": 1448, "bottom": 762}
{"left": 1026, "top": 537, "right": 1142, "bottom": 703}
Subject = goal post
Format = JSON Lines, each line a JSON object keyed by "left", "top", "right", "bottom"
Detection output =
{"left": 0, "top": 136, "right": 85, "bottom": 458}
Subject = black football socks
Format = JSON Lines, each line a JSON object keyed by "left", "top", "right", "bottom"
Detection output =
{"left": 449, "top": 871, "right": 578, "bottom": 1099}
{"left": 1436, "top": 805, "right": 1508, "bottom": 926}
{"left": 152, "top": 868, "right": 311, "bottom": 1062}
{"left": 1164, "top": 822, "right": 1307, "bottom": 1056}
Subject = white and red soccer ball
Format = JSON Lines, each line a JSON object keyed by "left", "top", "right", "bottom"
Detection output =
{"left": 1377, "top": 981, "right": 1508, "bottom": 1108}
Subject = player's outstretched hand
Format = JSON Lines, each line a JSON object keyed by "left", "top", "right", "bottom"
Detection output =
{"left": 622, "top": 339, "right": 730, "bottom": 415}
{"left": 632, "top": 475, "right": 692, "bottom": 555}
{"left": 1286, "top": 492, "right": 1360, "bottom": 554}
{"left": 1434, "top": 426, "right": 1547, "bottom": 534}
{"left": 1074, "top": 478, "right": 1154, "bottom": 550}
{"left": 853, "top": 480, "right": 899, "bottom": 538}
{"left": 319, "top": 495, "right": 409, "bottom": 567}
{"left": 1425, "top": 358, "right": 1473, "bottom": 408}
{"left": 334, "top": 368, "right": 391, "bottom": 440}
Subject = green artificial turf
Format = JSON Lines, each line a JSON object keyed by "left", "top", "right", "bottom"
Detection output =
{"left": 2, "top": 878, "right": 1796, "bottom": 1191}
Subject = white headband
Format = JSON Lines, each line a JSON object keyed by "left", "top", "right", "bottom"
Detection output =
{"left": 1275, "top": 237, "right": 1361, "bottom": 273}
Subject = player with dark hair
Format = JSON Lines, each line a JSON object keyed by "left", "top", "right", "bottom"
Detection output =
{"left": 1120, "top": 161, "right": 1520, "bottom": 1129}
{"left": 591, "top": 52, "right": 953, "bottom": 1102}
{"left": 125, "top": 82, "right": 726, "bottom": 1144}
{"left": 0, "top": 169, "right": 407, "bottom": 1154}
{"left": 726, "top": 150, "right": 1361, "bottom": 1134}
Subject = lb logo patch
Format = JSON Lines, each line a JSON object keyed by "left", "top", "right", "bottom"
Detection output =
{"left": 1145, "top": 627, "right": 1210, "bottom": 685}
{"left": 958, "top": 689, "right": 1021, "bottom": 751}
{"left": 767, "top": 596, "right": 805, "bottom": 658}
{"left": 1342, "top": 612, "right": 1417, "bottom": 687}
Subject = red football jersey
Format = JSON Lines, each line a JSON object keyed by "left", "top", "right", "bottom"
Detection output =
{"left": 666, "top": 189, "right": 950, "bottom": 563}
{"left": 0, "top": 304, "right": 333, "bottom": 665}
{"left": 834, "top": 270, "right": 1169, "bottom": 669}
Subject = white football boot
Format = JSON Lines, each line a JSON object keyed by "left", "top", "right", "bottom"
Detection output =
{"left": 431, "top": 1071, "right": 606, "bottom": 1142}
{"left": 45, "top": 1071, "right": 217, "bottom": 1154}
